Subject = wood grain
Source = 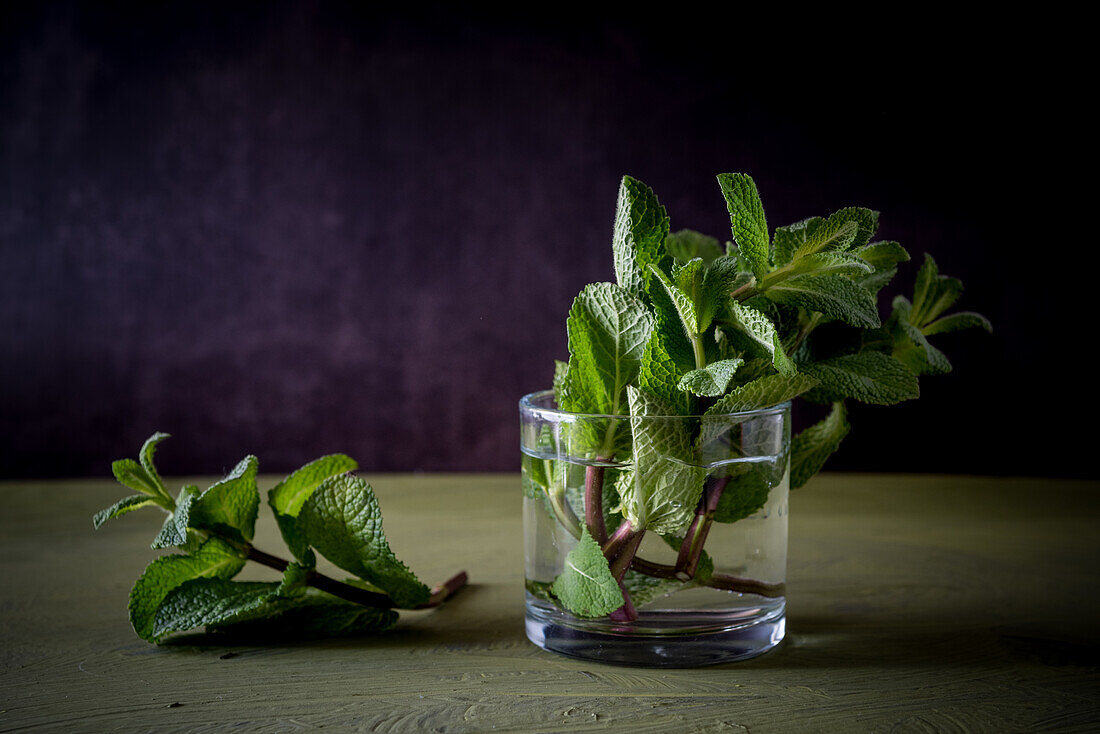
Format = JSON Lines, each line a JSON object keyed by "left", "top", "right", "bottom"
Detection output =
{"left": 1, "top": 474, "right": 1098, "bottom": 732}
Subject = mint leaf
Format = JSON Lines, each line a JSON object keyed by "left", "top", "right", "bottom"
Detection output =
{"left": 189, "top": 455, "right": 260, "bottom": 543}
{"left": 666, "top": 229, "right": 722, "bottom": 265}
{"left": 552, "top": 359, "right": 569, "bottom": 402}
{"left": 677, "top": 358, "right": 744, "bottom": 397}
{"left": 788, "top": 251, "right": 873, "bottom": 278}
{"left": 791, "top": 218, "right": 859, "bottom": 260}
{"left": 298, "top": 474, "right": 431, "bottom": 608}
{"left": 723, "top": 300, "right": 795, "bottom": 376}
{"left": 267, "top": 454, "right": 358, "bottom": 565}
{"left": 151, "top": 485, "right": 200, "bottom": 550}
{"left": 706, "top": 373, "right": 819, "bottom": 414}
{"left": 910, "top": 254, "right": 963, "bottom": 327}
{"left": 612, "top": 175, "right": 671, "bottom": 299}
{"left": 650, "top": 264, "right": 702, "bottom": 337}
{"left": 791, "top": 402, "right": 850, "bottom": 488}
{"left": 620, "top": 387, "right": 705, "bottom": 534}
{"left": 773, "top": 217, "right": 823, "bottom": 268}
{"left": 93, "top": 495, "right": 159, "bottom": 529}
{"left": 802, "top": 352, "right": 919, "bottom": 405}
{"left": 550, "top": 527, "right": 624, "bottom": 618}
{"left": 638, "top": 331, "right": 694, "bottom": 415}
{"left": 559, "top": 282, "right": 655, "bottom": 417}
{"left": 128, "top": 537, "right": 245, "bottom": 642}
{"left": 765, "top": 274, "right": 881, "bottom": 328}
{"left": 853, "top": 241, "right": 909, "bottom": 271}
{"left": 717, "top": 173, "right": 770, "bottom": 275}
{"left": 712, "top": 470, "right": 773, "bottom": 523}
{"left": 139, "top": 432, "right": 171, "bottom": 499}
{"left": 111, "top": 459, "right": 163, "bottom": 499}
{"left": 923, "top": 312, "right": 993, "bottom": 335}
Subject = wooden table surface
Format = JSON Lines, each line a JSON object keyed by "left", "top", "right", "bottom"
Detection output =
{"left": 1, "top": 473, "right": 1098, "bottom": 732}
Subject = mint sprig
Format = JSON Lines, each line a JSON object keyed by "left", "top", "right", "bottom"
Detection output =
{"left": 95, "top": 433, "right": 467, "bottom": 644}
{"left": 537, "top": 173, "right": 990, "bottom": 622}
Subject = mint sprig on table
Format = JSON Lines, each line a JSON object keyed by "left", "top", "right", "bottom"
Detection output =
{"left": 531, "top": 173, "right": 990, "bottom": 621}
{"left": 95, "top": 433, "right": 467, "bottom": 643}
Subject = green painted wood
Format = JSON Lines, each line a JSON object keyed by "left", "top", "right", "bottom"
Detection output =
{"left": 1, "top": 473, "right": 1098, "bottom": 732}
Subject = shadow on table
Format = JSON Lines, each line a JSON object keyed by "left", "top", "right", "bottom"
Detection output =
{"left": 733, "top": 611, "right": 1100, "bottom": 671}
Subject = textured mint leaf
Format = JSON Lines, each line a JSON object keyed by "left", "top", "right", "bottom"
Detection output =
{"left": 706, "top": 373, "right": 819, "bottom": 414}
{"left": 787, "top": 251, "right": 873, "bottom": 278}
{"left": 647, "top": 273, "right": 697, "bottom": 369}
{"left": 111, "top": 459, "right": 162, "bottom": 498}
{"left": 853, "top": 241, "right": 910, "bottom": 271}
{"left": 700, "top": 256, "right": 744, "bottom": 329}
{"left": 550, "top": 527, "right": 623, "bottom": 618}
{"left": 128, "top": 537, "right": 245, "bottom": 641}
{"left": 773, "top": 217, "right": 823, "bottom": 268}
{"left": 552, "top": 359, "right": 569, "bottom": 403}
{"left": 717, "top": 173, "right": 769, "bottom": 275}
{"left": 893, "top": 318, "right": 953, "bottom": 376}
{"left": 151, "top": 485, "right": 200, "bottom": 550}
{"left": 712, "top": 470, "right": 773, "bottom": 523}
{"left": 802, "top": 352, "right": 919, "bottom": 405}
{"left": 677, "top": 358, "right": 744, "bottom": 397}
{"left": 269, "top": 454, "right": 359, "bottom": 516}
{"left": 792, "top": 218, "right": 859, "bottom": 260}
{"left": 619, "top": 387, "right": 705, "bottom": 534}
{"left": 674, "top": 258, "right": 707, "bottom": 321}
{"left": 612, "top": 175, "right": 671, "bottom": 299}
{"left": 723, "top": 300, "right": 795, "bottom": 376}
{"left": 637, "top": 331, "right": 695, "bottom": 415}
{"left": 210, "top": 597, "right": 398, "bottom": 639}
{"left": 765, "top": 274, "right": 881, "bottom": 328}
{"left": 139, "top": 432, "right": 171, "bottom": 498}
{"left": 189, "top": 455, "right": 260, "bottom": 543}
{"left": 299, "top": 474, "right": 430, "bottom": 608}
{"left": 922, "top": 311, "right": 993, "bottom": 335}
{"left": 650, "top": 264, "right": 701, "bottom": 337}
{"left": 666, "top": 229, "right": 722, "bottom": 265}
{"left": 827, "top": 207, "right": 879, "bottom": 249}
{"left": 910, "top": 254, "right": 963, "bottom": 327}
{"left": 791, "top": 402, "right": 850, "bottom": 489}
{"left": 559, "top": 282, "right": 655, "bottom": 417}
{"left": 93, "top": 495, "right": 159, "bottom": 529}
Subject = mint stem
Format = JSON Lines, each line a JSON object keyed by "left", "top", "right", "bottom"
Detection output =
{"left": 243, "top": 544, "right": 467, "bottom": 610}
{"left": 584, "top": 463, "right": 609, "bottom": 544}
{"left": 607, "top": 529, "right": 644, "bottom": 623}
{"left": 601, "top": 520, "right": 635, "bottom": 558}
{"left": 675, "top": 475, "right": 730, "bottom": 577}
{"left": 631, "top": 557, "right": 784, "bottom": 598}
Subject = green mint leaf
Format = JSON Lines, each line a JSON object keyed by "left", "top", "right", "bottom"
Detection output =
{"left": 128, "top": 536, "right": 245, "bottom": 642}
{"left": 706, "top": 373, "right": 819, "bottom": 414}
{"left": 189, "top": 455, "right": 260, "bottom": 543}
{"left": 560, "top": 282, "right": 655, "bottom": 417}
{"left": 853, "top": 241, "right": 909, "bottom": 271}
{"left": 791, "top": 402, "right": 850, "bottom": 489}
{"left": 93, "top": 495, "right": 159, "bottom": 529}
{"left": 666, "top": 229, "right": 722, "bottom": 265}
{"left": 638, "top": 331, "right": 695, "bottom": 415}
{"left": 712, "top": 470, "right": 773, "bottom": 523}
{"left": 910, "top": 254, "right": 963, "bottom": 327}
{"left": 552, "top": 359, "right": 569, "bottom": 403}
{"left": 650, "top": 264, "right": 702, "bottom": 337}
{"left": 620, "top": 387, "right": 706, "bottom": 534}
{"left": 723, "top": 300, "right": 795, "bottom": 376}
{"left": 922, "top": 311, "right": 993, "bottom": 335}
{"left": 267, "top": 454, "right": 359, "bottom": 565}
{"left": 612, "top": 175, "right": 671, "bottom": 299}
{"left": 151, "top": 485, "right": 200, "bottom": 550}
{"left": 211, "top": 595, "right": 398, "bottom": 639}
{"left": 802, "top": 352, "right": 919, "bottom": 405}
{"left": 138, "top": 432, "right": 171, "bottom": 499}
{"left": 892, "top": 317, "right": 952, "bottom": 376}
{"left": 791, "top": 218, "right": 859, "bottom": 261}
{"left": 111, "top": 459, "right": 163, "bottom": 499}
{"left": 788, "top": 251, "right": 874, "bottom": 278}
{"left": 269, "top": 454, "right": 359, "bottom": 516}
{"left": 717, "top": 173, "right": 769, "bottom": 275}
{"left": 677, "top": 358, "right": 744, "bottom": 397}
{"left": 298, "top": 474, "right": 431, "bottom": 608}
{"left": 773, "top": 216, "right": 823, "bottom": 268}
{"left": 550, "top": 526, "right": 624, "bottom": 618}
{"left": 764, "top": 274, "right": 881, "bottom": 328}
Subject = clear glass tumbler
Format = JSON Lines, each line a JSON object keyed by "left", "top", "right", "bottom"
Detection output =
{"left": 520, "top": 389, "right": 790, "bottom": 667}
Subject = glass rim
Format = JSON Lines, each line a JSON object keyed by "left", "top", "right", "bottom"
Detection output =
{"left": 519, "top": 389, "right": 791, "bottom": 420}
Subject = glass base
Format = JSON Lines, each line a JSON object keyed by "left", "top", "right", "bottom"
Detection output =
{"left": 524, "top": 595, "right": 786, "bottom": 667}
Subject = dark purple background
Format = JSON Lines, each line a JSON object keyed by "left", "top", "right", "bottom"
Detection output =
{"left": 1, "top": 4, "right": 1090, "bottom": 478}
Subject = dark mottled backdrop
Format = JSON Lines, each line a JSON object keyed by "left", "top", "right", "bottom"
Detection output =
{"left": 0, "top": 4, "right": 1090, "bottom": 477}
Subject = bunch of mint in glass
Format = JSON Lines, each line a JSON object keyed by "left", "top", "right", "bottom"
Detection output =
{"left": 95, "top": 434, "right": 467, "bottom": 643}
{"left": 528, "top": 173, "right": 990, "bottom": 622}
